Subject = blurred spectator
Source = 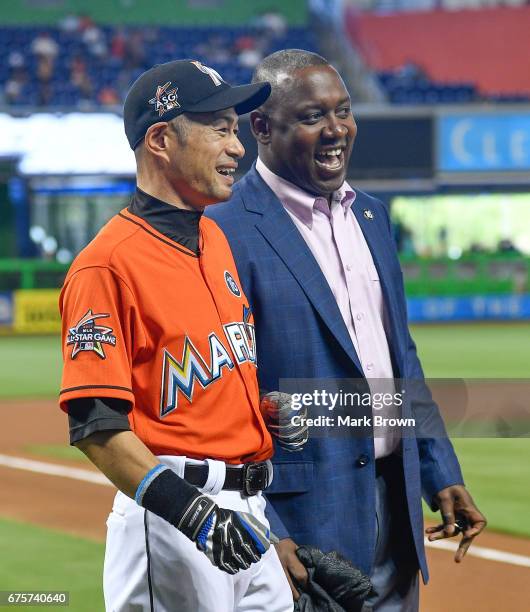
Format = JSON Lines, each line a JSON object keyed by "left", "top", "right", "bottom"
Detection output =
{"left": 111, "top": 28, "right": 127, "bottom": 61}
{"left": 98, "top": 86, "right": 120, "bottom": 106}
{"left": 37, "top": 57, "right": 54, "bottom": 83}
{"left": 234, "top": 34, "right": 256, "bottom": 53}
{"left": 36, "top": 56, "right": 55, "bottom": 106}
{"left": 469, "top": 242, "right": 487, "bottom": 254}
{"left": 70, "top": 56, "right": 94, "bottom": 102}
{"left": 1, "top": 22, "right": 316, "bottom": 109}
{"left": 194, "top": 34, "right": 233, "bottom": 64}
{"left": 37, "top": 82, "right": 54, "bottom": 107}
{"left": 31, "top": 31, "right": 59, "bottom": 107}
{"left": 78, "top": 14, "right": 96, "bottom": 33}
{"left": 396, "top": 61, "right": 428, "bottom": 83}
{"left": 438, "top": 226, "right": 448, "bottom": 255}
{"left": 234, "top": 34, "right": 263, "bottom": 68}
{"left": 498, "top": 239, "right": 521, "bottom": 255}
{"left": 393, "top": 220, "right": 416, "bottom": 256}
{"left": 253, "top": 10, "right": 288, "bottom": 37}
{"left": 124, "top": 31, "right": 146, "bottom": 69}
{"left": 4, "top": 68, "right": 28, "bottom": 105}
{"left": 237, "top": 46, "right": 263, "bottom": 68}
{"left": 83, "top": 22, "right": 107, "bottom": 58}
{"left": 59, "top": 13, "right": 81, "bottom": 34}
{"left": 31, "top": 32, "right": 59, "bottom": 61}
{"left": 8, "top": 51, "right": 25, "bottom": 70}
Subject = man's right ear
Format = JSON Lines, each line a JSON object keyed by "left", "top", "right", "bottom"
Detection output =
{"left": 144, "top": 122, "right": 171, "bottom": 163}
{"left": 250, "top": 110, "right": 271, "bottom": 145}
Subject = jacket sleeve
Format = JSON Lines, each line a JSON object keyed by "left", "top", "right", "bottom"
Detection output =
{"left": 405, "top": 330, "right": 465, "bottom": 508}
{"left": 378, "top": 198, "right": 464, "bottom": 508}
{"left": 264, "top": 495, "right": 291, "bottom": 540}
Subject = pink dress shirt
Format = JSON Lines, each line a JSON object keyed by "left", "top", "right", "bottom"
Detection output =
{"left": 256, "top": 158, "right": 398, "bottom": 458}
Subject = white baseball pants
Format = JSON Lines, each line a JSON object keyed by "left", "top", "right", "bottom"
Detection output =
{"left": 103, "top": 456, "right": 293, "bottom": 612}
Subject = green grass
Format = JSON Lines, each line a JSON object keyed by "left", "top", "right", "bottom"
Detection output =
{"left": 25, "top": 444, "right": 88, "bottom": 463}
{"left": 411, "top": 323, "right": 530, "bottom": 537}
{"left": 0, "top": 518, "right": 104, "bottom": 611}
{"left": 423, "top": 438, "right": 530, "bottom": 538}
{"left": 410, "top": 322, "right": 530, "bottom": 378}
{"left": 0, "top": 336, "right": 61, "bottom": 398}
{"left": 1, "top": 324, "right": 529, "bottom": 398}
{"left": 445, "top": 438, "right": 530, "bottom": 538}
{"left": 1, "top": 327, "right": 529, "bottom": 541}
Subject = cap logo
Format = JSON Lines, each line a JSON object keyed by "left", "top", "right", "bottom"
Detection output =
{"left": 149, "top": 81, "right": 180, "bottom": 117}
{"left": 190, "top": 60, "right": 224, "bottom": 87}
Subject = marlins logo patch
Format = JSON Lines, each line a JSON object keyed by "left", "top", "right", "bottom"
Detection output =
{"left": 149, "top": 81, "right": 180, "bottom": 117}
{"left": 67, "top": 309, "right": 117, "bottom": 359}
{"left": 224, "top": 271, "right": 241, "bottom": 297}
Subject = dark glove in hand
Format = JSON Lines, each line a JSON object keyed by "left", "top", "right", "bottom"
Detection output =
{"left": 294, "top": 546, "right": 374, "bottom": 612}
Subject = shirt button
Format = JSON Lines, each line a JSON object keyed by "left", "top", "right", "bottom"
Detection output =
{"left": 346, "top": 264, "right": 352, "bottom": 272}
{"left": 356, "top": 313, "right": 363, "bottom": 321}
{"left": 356, "top": 454, "right": 370, "bottom": 467}
{"left": 366, "top": 363, "right": 374, "bottom": 371}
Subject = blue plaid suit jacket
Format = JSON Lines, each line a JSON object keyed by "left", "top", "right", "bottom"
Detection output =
{"left": 206, "top": 165, "right": 463, "bottom": 581}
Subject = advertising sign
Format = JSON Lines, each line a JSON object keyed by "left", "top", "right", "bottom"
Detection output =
{"left": 13, "top": 289, "right": 61, "bottom": 334}
{"left": 407, "top": 294, "right": 530, "bottom": 322}
{"left": 0, "top": 292, "right": 13, "bottom": 327}
{"left": 439, "top": 113, "right": 530, "bottom": 172}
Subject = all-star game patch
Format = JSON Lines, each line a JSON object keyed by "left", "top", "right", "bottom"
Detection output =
{"left": 67, "top": 309, "right": 117, "bottom": 359}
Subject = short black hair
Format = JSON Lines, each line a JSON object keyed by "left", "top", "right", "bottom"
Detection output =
{"left": 168, "top": 114, "right": 191, "bottom": 145}
{"left": 252, "top": 49, "right": 329, "bottom": 111}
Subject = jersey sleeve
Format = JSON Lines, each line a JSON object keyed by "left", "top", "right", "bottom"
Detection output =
{"left": 67, "top": 397, "right": 131, "bottom": 444}
{"left": 59, "top": 266, "right": 145, "bottom": 411}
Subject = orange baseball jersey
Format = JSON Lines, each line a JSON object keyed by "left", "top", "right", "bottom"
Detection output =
{"left": 59, "top": 205, "right": 273, "bottom": 464}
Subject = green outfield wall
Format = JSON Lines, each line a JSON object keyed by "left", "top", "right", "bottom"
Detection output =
{"left": 1, "top": 256, "right": 530, "bottom": 333}
{"left": 0, "top": 0, "right": 307, "bottom": 26}
{"left": 1, "top": 256, "right": 528, "bottom": 295}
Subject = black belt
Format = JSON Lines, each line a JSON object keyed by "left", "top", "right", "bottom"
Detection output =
{"left": 184, "top": 461, "right": 270, "bottom": 497}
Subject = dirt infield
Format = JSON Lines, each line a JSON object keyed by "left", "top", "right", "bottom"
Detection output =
{"left": 1, "top": 400, "right": 529, "bottom": 611}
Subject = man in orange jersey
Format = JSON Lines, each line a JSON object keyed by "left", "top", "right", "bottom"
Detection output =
{"left": 59, "top": 60, "right": 293, "bottom": 612}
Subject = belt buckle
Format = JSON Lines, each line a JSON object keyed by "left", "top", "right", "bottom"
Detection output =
{"left": 242, "top": 462, "right": 269, "bottom": 496}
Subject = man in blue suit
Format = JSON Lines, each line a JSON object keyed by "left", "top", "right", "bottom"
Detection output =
{"left": 206, "top": 50, "right": 486, "bottom": 610}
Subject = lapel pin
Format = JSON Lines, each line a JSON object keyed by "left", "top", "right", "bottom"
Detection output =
{"left": 363, "top": 209, "right": 374, "bottom": 220}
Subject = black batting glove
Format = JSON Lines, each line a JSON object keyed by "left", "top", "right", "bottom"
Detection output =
{"left": 136, "top": 464, "right": 271, "bottom": 574}
{"left": 178, "top": 493, "right": 272, "bottom": 574}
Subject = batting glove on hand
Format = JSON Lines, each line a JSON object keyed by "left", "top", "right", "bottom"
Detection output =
{"left": 177, "top": 493, "right": 271, "bottom": 574}
{"left": 260, "top": 391, "right": 309, "bottom": 452}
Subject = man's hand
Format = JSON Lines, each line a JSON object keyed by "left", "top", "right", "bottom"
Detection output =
{"left": 274, "top": 538, "right": 308, "bottom": 600}
{"left": 426, "top": 484, "right": 487, "bottom": 563}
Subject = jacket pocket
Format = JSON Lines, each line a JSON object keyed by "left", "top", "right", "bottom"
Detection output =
{"left": 267, "top": 461, "right": 314, "bottom": 494}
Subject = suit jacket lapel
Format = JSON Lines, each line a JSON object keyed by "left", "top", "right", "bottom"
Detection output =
{"left": 240, "top": 168, "right": 364, "bottom": 373}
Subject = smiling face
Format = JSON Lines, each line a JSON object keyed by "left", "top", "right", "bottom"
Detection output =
{"left": 253, "top": 65, "right": 357, "bottom": 198}
{"left": 165, "top": 108, "right": 244, "bottom": 208}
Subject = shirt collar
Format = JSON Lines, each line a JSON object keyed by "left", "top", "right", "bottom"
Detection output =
{"left": 128, "top": 188, "right": 203, "bottom": 255}
{"left": 256, "top": 157, "right": 356, "bottom": 228}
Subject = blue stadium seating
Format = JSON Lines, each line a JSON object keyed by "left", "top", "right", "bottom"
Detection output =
{"left": 0, "top": 26, "right": 317, "bottom": 108}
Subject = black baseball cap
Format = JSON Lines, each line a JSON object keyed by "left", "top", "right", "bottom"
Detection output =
{"left": 124, "top": 59, "right": 271, "bottom": 150}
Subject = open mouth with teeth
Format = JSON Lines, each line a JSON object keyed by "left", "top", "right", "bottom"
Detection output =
{"left": 216, "top": 167, "right": 236, "bottom": 177}
{"left": 314, "top": 148, "right": 344, "bottom": 173}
